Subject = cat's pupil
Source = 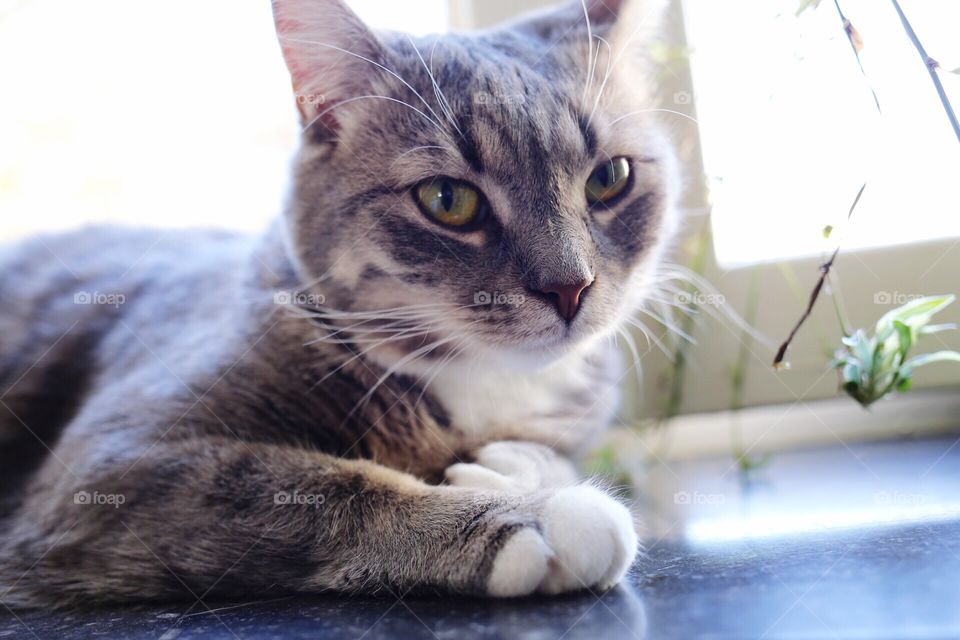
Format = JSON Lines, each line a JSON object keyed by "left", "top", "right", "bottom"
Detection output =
{"left": 440, "top": 180, "right": 454, "bottom": 211}
{"left": 597, "top": 164, "right": 612, "bottom": 186}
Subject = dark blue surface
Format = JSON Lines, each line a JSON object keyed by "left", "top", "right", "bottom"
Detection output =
{"left": 2, "top": 436, "right": 959, "bottom": 639}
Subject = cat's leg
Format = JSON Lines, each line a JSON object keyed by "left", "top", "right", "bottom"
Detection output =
{"left": 444, "top": 441, "right": 580, "bottom": 492}
{"left": 1, "top": 438, "right": 637, "bottom": 607}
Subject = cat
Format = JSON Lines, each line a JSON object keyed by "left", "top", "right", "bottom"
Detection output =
{"left": 0, "top": 0, "right": 678, "bottom": 607}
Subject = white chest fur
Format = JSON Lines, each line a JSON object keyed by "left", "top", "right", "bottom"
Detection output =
{"left": 426, "top": 341, "right": 623, "bottom": 452}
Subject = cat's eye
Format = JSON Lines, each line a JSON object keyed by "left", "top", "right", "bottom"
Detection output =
{"left": 585, "top": 157, "right": 631, "bottom": 205}
{"left": 414, "top": 177, "right": 487, "bottom": 229}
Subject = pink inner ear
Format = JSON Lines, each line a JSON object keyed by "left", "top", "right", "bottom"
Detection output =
{"left": 272, "top": 0, "right": 381, "bottom": 128}
{"left": 587, "top": 0, "right": 626, "bottom": 23}
{"left": 273, "top": 15, "right": 310, "bottom": 89}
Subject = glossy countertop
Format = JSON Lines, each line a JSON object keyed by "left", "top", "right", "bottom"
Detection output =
{"left": 2, "top": 435, "right": 958, "bottom": 639}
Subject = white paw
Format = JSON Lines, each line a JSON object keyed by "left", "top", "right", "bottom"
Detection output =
{"left": 487, "top": 485, "right": 638, "bottom": 596}
{"left": 445, "top": 441, "right": 578, "bottom": 493}
{"left": 486, "top": 529, "right": 552, "bottom": 597}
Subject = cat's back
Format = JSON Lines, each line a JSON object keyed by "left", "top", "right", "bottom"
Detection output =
{"left": 0, "top": 225, "right": 256, "bottom": 440}
{"left": 0, "top": 225, "right": 251, "bottom": 343}
{"left": 1, "top": 225, "right": 250, "bottom": 290}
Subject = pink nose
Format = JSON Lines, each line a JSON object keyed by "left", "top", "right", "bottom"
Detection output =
{"left": 538, "top": 280, "right": 593, "bottom": 323}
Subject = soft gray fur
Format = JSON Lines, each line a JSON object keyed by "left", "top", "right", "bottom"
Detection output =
{"left": 0, "top": 0, "right": 677, "bottom": 607}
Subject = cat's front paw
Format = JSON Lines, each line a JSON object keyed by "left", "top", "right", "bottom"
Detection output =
{"left": 445, "top": 441, "right": 578, "bottom": 493}
{"left": 487, "top": 485, "right": 638, "bottom": 596}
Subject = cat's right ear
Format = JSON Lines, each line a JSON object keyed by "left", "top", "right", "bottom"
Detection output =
{"left": 271, "top": 0, "right": 385, "bottom": 134}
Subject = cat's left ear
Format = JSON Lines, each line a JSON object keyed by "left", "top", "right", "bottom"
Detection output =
{"left": 582, "top": 0, "right": 669, "bottom": 47}
{"left": 271, "top": 0, "right": 385, "bottom": 132}
{"left": 584, "top": 0, "right": 631, "bottom": 23}
{"left": 520, "top": 0, "right": 667, "bottom": 58}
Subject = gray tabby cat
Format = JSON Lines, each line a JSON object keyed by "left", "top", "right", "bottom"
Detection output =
{"left": 0, "top": 0, "right": 677, "bottom": 607}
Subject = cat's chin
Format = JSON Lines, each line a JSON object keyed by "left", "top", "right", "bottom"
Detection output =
{"left": 464, "top": 325, "right": 614, "bottom": 373}
{"left": 360, "top": 324, "right": 607, "bottom": 379}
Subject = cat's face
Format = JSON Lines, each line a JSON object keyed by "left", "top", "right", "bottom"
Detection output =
{"left": 274, "top": 0, "right": 678, "bottom": 366}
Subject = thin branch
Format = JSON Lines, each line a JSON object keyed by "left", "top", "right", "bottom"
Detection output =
{"left": 826, "top": 271, "right": 853, "bottom": 337}
{"left": 833, "top": 0, "right": 880, "bottom": 112}
{"left": 773, "top": 184, "right": 865, "bottom": 368}
{"left": 891, "top": 0, "right": 960, "bottom": 143}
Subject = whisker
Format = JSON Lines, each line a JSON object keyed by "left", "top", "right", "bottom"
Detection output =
{"left": 586, "top": 35, "right": 613, "bottom": 128}
{"left": 292, "top": 308, "right": 452, "bottom": 323}
{"left": 288, "top": 301, "right": 470, "bottom": 320}
{"left": 408, "top": 35, "right": 464, "bottom": 137}
{"left": 625, "top": 317, "right": 674, "bottom": 360}
{"left": 587, "top": 4, "right": 663, "bottom": 126}
{"left": 303, "top": 94, "right": 444, "bottom": 137}
{"left": 609, "top": 108, "right": 700, "bottom": 127}
{"left": 580, "top": 0, "right": 597, "bottom": 106}
{"left": 303, "top": 303, "right": 482, "bottom": 392}
{"left": 305, "top": 325, "right": 436, "bottom": 347}
{"left": 644, "top": 291, "right": 699, "bottom": 320}
{"left": 307, "top": 324, "right": 443, "bottom": 390}
{"left": 337, "top": 323, "right": 481, "bottom": 429}
{"left": 429, "top": 39, "right": 463, "bottom": 135}
{"left": 412, "top": 334, "right": 471, "bottom": 408}
{"left": 616, "top": 325, "right": 645, "bottom": 388}
{"left": 653, "top": 264, "right": 776, "bottom": 349}
{"left": 389, "top": 144, "right": 449, "bottom": 170}
{"left": 280, "top": 37, "right": 451, "bottom": 136}
{"left": 635, "top": 305, "right": 695, "bottom": 344}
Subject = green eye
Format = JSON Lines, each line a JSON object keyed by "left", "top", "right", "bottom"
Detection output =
{"left": 585, "top": 157, "right": 631, "bottom": 204}
{"left": 414, "top": 177, "right": 486, "bottom": 228}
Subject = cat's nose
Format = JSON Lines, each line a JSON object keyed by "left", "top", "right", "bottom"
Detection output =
{"left": 538, "top": 279, "right": 593, "bottom": 323}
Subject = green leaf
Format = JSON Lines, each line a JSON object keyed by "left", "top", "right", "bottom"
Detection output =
{"left": 842, "top": 362, "right": 861, "bottom": 386}
{"left": 823, "top": 224, "right": 834, "bottom": 239}
{"left": 831, "top": 352, "right": 851, "bottom": 369}
{"left": 849, "top": 330, "right": 874, "bottom": 366}
{"left": 835, "top": 292, "right": 956, "bottom": 408}
{"left": 877, "top": 295, "right": 955, "bottom": 333}
{"left": 893, "top": 320, "right": 912, "bottom": 357}
{"left": 896, "top": 375, "right": 913, "bottom": 392}
{"left": 902, "top": 350, "right": 960, "bottom": 373}
{"left": 875, "top": 370, "right": 897, "bottom": 396}
{"left": 795, "top": 0, "right": 822, "bottom": 15}
{"left": 920, "top": 323, "right": 957, "bottom": 335}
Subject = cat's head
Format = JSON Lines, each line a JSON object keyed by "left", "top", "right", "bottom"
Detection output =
{"left": 273, "top": 0, "right": 679, "bottom": 368}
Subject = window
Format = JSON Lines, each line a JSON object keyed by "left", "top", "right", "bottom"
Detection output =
{"left": 685, "top": 0, "right": 960, "bottom": 267}
{"left": 0, "top": 0, "right": 448, "bottom": 243}
{"left": 619, "top": 0, "right": 960, "bottom": 424}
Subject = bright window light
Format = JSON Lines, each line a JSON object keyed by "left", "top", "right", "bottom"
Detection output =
{"left": 686, "top": 501, "right": 960, "bottom": 544}
{"left": 0, "top": 1, "right": 449, "bottom": 244}
{"left": 684, "top": 0, "right": 960, "bottom": 267}
{"left": 348, "top": 0, "right": 448, "bottom": 35}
